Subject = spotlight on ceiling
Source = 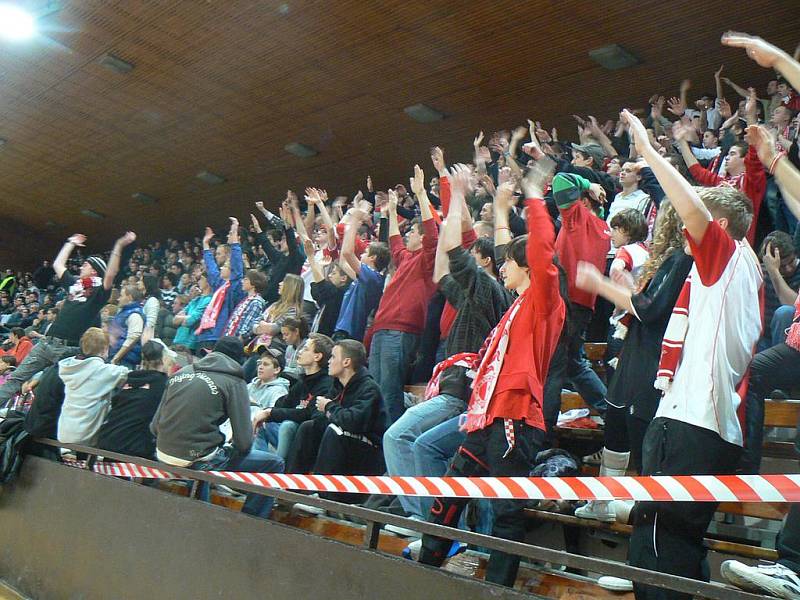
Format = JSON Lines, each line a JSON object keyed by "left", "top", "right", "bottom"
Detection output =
{"left": 588, "top": 44, "right": 640, "bottom": 70}
{"left": 98, "top": 53, "right": 135, "bottom": 75}
{"left": 132, "top": 192, "right": 157, "bottom": 205}
{"left": 196, "top": 170, "right": 226, "bottom": 185}
{"left": 81, "top": 208, "right": 105, "bottom": 220}
{"left": 0, "top": 4, "right": 36, "bottom": 42}
{"left": 285, "top": 142, "right": 317, "bottom": 158}
{"left": 404, "top": 103, "right": 445, "bottom": 124}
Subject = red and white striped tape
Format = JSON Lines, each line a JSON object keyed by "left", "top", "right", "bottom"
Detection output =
{"left": 63, "top": 460, "right": 800, "bottom": 503}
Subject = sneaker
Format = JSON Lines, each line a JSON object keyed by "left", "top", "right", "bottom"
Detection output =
{"left": 574, "top": 500, "right": 616, "bottom": 522}
{"left": 611, "top": 500, "right": 634, "bottom": 525}
{"left": 597, "top": 576, "right": 634, "bottom": 592}
{"left": 583, "top": 451, "right": 603, "bottom": 466}
{"left": 292, "top": 494, "right": 326, "bottom": 516}
{"left": 721, "top": 561, "right": 800, "bottom": 599}
{"left": 402, "top": 538, "right": 466, "bottom": 561}
{"left": 385, "top": 517, "right": 423, "bottom": 538}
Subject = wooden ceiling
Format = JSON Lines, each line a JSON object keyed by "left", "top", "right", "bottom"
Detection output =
{"left": 1, "top": 0, "right": 798, "bottom": 267}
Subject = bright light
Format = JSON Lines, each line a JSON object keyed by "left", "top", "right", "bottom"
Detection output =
{"left": 0, "top": 4, "right": 35, "bottom": 41}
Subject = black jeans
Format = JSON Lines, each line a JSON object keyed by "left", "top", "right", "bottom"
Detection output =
{"left": 419, "top": 419, "right": 546, "bottom": 587}
{"left": 285, "top": 417, "right": 328, "bottom": 474}
{"left": 313, "top": 425, "right": 385, "bottom": 503}
{"left": 603, "top": 404, "right": 650, "bottom": 473}
{"left": 629, "top": 418, "right": 741, "bottom": 600}
{"left": 740, "top": 342, "right": 800, "bottom": 473}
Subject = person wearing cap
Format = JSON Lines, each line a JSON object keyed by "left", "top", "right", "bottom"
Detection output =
{"left": 0, "top": 232, "right": 136, "bottom": 408}
{"left": 150, "top": 336, "right": 284, "bottom": 519}
{"left": 540, "top": 173, "right": 610, "bottom": 433}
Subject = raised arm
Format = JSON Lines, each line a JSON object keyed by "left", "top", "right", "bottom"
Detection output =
{"left": 340, "top": 211, "right": 362, "bottom": 276}
{"left": 104, "top": 232, "right": 137, "bottom": 290}
{"left": 622, "top": 109, "right": 712, "bottom": 243}
{"left": 747, "top": 124, "right": 800, "bottom": 220}
{"left": 722, "top": 32, "right": 800, "bottom": 94}
{"left": 521, "top": 162, "right": 561, "bottom": 309}
{"left": 53, "top": 234, "right": 85, "bottom": 279}
{"left": 302, "top": 238, "right": 324, "bottom": 283}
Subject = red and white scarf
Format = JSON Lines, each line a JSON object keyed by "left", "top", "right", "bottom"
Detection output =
{"left": 464, "top": 294, "right": 524, "bottom": 432}
{"left": 68, "top": 277, "right": 103, "bottom": 302}
{"left": 196, "top": 281, "right": 230, "bottom": 335}
{"left": 654, "top": 275, "right": 691, "bottom": 392}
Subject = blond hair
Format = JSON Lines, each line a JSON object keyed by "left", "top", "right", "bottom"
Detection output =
{"left": 80, "top": 327, "right": 109, "bottom": 357}
{"left": 696, "top": 185, "right": 753, "bottom": 241}
{"left": 267, "top": 273, "right": 304, "bottom": 322}
{"left": 638, "top": 199, "right": 685, "bottom": 291}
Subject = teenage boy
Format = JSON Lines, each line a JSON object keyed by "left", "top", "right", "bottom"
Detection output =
{"left": 619, "top": 109, "right": 762, "bottom": 600}
{"left": 247, "top": 350, "right": 290, "bottom": 411}
{"left": 224, "top": 269, "right": 268, "bottom": 339}
{"left": 418, "top": 165, "right": 566, "bottom": 588}
{"left": 0, "top": 232, "right": 136, "bottom": 406}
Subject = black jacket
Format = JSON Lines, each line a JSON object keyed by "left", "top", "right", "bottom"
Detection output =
{"left": 256, "top": 230, "right": 305, "bottom": 305}
{"left": 24, "top": 349, "right": 79, "bottom": 438}
{"left": 269, "top": 369, "right": 334, "bottom": 424}
{"left": 310, "top": 280, "right": 347, "bottom": 337}
{"left": 322, "top": 368, "right": 387, "bottom": 445}
{"left": 97, "top": 370, "right": 167, "bottom": 459}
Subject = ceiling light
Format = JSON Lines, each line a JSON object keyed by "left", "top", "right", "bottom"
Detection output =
{"left": 80, "top": 209, "right": 105, "bottom": 220}
{"left": 0, "top": 138, "right": 6, "bottom": 147}
{"left": 132, "top": 192, "right": 157, "bottom": 204}
{"left": 0, "top": 4, "right": 35, "bottom": 42}
{"left": 284, "top": 142, "right": 317, "bottom": 158}
{"left": 98, "top": 53, "right": 135, "bottom": 74}
{"left": 404, "top": 103, "right": 445, "bottom": 123}
{"left": 588, "top": 44, "right": 640, "bottom": 70}
{"left": 196, "top": 170, "right": 226, "bottom": 184}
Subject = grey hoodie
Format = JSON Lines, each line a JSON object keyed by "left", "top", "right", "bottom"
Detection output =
{"left": 150, "top": 351, "right": 252, "bottom": 463}
{"left": 247, "top": 376, "right": 289, "bottom": 409}
{"left": 58, "top": 355, "right": 129, "bottom": 445}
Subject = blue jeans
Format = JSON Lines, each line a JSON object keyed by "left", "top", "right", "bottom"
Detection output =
{"left": 192, "top": 446, "right": 285, "bottom": 519}
{"left": 254, "top": 421, "right": 300, "bottom": 460}
{"left": 383, "top": 393, "right": 465, "bottom": 518}
{"left": 413, "top": 414, "right": 493, "bottom": 535}
{"left": 369, "top": 329, "right": 419, "bottom": 426}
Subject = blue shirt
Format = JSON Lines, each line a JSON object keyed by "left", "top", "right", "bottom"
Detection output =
{"left": 334, "top": 264, "right": 384, "bottom": 341}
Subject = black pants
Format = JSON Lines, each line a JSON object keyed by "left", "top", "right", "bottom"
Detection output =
{"left": 628, "top": 418, "right": 742, "bottom": 600}
{"left": 740, "top": 341, "right": 800, "bottom": 473}
{"left": 603, "top": 404, "right": 649, "bottom": 474}
{"left": 419, "top": 420, "right": 546, "bottom": 587}
{"left": 314, "top": 425, "right": 385, "bottom": 503}
{"left": 286, "top": 417, "right": 329, "bottom": 473}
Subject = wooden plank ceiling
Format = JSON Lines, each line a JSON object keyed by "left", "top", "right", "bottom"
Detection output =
{"left": 0, "top": 0, "right": 798, "bottom": 266}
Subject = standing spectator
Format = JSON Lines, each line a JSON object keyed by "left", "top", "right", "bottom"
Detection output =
{"left": 108, "top": 285, "right": 145, "bottom": 369}
{"left": 140, "top": 274, "right": 161, "bottom": 345}
{"left": 224, "top": 269, "right": 267, "bottom": 339}
{"left": 621, "top": 109, "right": 762, "bottom": 599}
{"left": 0, "top": 232, "right": 135, "bottom": 407}
{"left": 172, "top": 275, "right": 212, "bottom": 353}
{"left": 253, "top": 201, "right": 305, "bottom": 304}
{"left": 304, "top": 238, "right": 351, "bottom": 337}
{"left": 32, "top": 260, "right": 55, "bottom": 291}
{"left": 57, "top": 327, "right": 129, "bottom": 445}
{"left": 369, "top": 164, "right": 439, "bottom": 424}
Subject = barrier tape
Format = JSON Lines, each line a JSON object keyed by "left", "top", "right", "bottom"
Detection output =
{"left": 61, "top": 459, "right": 800, "bottom": 503}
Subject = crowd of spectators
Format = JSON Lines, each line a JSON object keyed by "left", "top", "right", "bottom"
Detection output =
{"left": 3, "top": 30, "right": 800, "bottom": 600}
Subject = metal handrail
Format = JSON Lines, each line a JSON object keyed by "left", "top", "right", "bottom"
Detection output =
{"left": 32, "top": 438, "right": 767, "bottom": 600}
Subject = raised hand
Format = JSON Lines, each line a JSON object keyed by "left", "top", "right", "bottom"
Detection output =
{"left": 680, "top": 79, "right": 692, "bottom": 95}
{"left": 722, "top": 31, "right": 791, "bottom": 69}
{"left": 387, "top": 189, "right": 398, "bottom": 213}
{"left": 118, "top": 231, "right": 137, "bottom": 246}
{"left": 305, "top": 187, "right": 322, "bottom": 205}
{"left": 745, "top": 87, "right": 759, "bottom": 123}
{"left": 510, "top": 125, "right": 527, "bottom": 143}
{"left": 409, "top": 164, "right": 426, "bottom": 197}
{"left": 763, "top": 242, "right": 781, "bottom": 273}
{"left": 67, "top": 233, "right": 87, "bottom": 246}
{"left": 667, "top": 96, "right": 686, "bottom": 116}
{"left": 717, "top": 98, "right": 733, "bottom": 119}
{"left": 745, "top": 124, "right": 778, "bottom": 166}
{"left": 366, "top": 175, "right": 373, "bottom": 192}
{"left": 715, "top": 64, "right": 724, "bottom": 79}
{"left": 473, "top": 131, "right": 484, "bottom": 148}
{"left": 621, "top": 109, "right": 650, "bottom": 155}
{"left": 250, "top": 213, "right": 262, "bottom": 234}
{"left": 478, "top": 173, "right": 496, "bottom": 197}
{"left": 588, "top": 183, "right": 607, "bottom": 205}
{"left": 430, "top": 146, "right": 446, "bottom": 175}
{"left": 203, "top": 227, "right": 214, "bottom": 245}
{"left": 286, "top": 190, "right": 298, "bottom": 208}
{"left": 302, "top": 237, "right": 315, "bottom": 257}
{"left": 576, "top": 261, "right": 603, "bottom": 293}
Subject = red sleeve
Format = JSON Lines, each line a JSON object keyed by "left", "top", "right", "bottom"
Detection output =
{"left": 743, "top": 146, "right": 766, "bottom": 245}
{"left": 685, "top": 220, "right": 736, "bottom": 286}
{"left": 688, "top": 163, "right": 723, "bottom": 187}
{"left": 614, "top": 247, "right": 634, "bottom": 272}
{"left": 420, "top": 218, "right": 439, "bottom": 275}
{"left": 439, "top": 176, "right": 451, "bottom": 217}
{"left": 461, "top": 226, "right": 477, "bottom": 250}
{"left": 526, "top": 198, "right": 561, "bottom": 309}
{"left": 389, "top": 235, "right": 408, "bottom": 268}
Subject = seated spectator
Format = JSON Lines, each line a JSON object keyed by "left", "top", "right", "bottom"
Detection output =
{"left": 252, "top": 333, "right": 335, "bottom": 459}
{"left": 172, "top": 274, "right": 213, "bottom": 353}
{"left": 247, "top": 350, "right": 289, "bottom": 411}
{"left": 759, "top": 231, "right": 800, "bottom": 349}
{"left": 0, "top": 327, "right": 33, "bottom": 366}
{"left": 150, "top": 336, "right": 284, "bottom": 519}
{"left": 57, "top": 327, "right": 129, "bottom": 445}
{"left": 28, "top": 307, "right": 58, "bottom": 341}
{"left": 97, "top": 341, "right": 172, "bottom": 459}
{"left": 0, "top": 356, "right": 15, "bottom": 386}
{"left": 140, "top": 274, "right": 161, "bottom": 345}
{"left": 280, "top": 316, "right": 309, "bottom": 379}
{"left": 159, "top": 272, "right": 179, "bottom": 311}
{"left": 108, "top": 285, "right": 145, "bottom": 369}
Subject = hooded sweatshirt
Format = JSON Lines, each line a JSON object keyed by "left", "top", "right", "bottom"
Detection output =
{"left": 248, "top": 376, "right": 290, "bottom": 409}
{"left": 150, "top": 351, "right": 251, "bottom": 464}
{"left": 57, "top": 355, "right": 129, "bottom": 444}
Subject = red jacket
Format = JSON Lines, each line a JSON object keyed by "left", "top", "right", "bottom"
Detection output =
{"left": 688, "top": 145, "right": 766, "bottom": 245}
{"left": 0, "top": 336, "right": 33, "bottom": 365}
{"left": 371, "top": 218, "right": 439, "bottom": 335}
{"left": 475, "top": 198, "right": 566, "bottom": 431}
{"left": 555, "top": 202, "right": 611, "bottom": 310}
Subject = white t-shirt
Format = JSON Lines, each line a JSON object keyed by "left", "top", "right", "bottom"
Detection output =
{"left": 655, "top": 222, "right": 763, "bottom": 446}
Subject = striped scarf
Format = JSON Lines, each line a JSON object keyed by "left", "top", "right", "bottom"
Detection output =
{"left": 196, "top": 281, "right": 230, "bottom": 335}
{"left": 654, "top": 275, "right": 691, "bottom": 392}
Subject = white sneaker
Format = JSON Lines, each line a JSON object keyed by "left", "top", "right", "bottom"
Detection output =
{"left": 292, "top": 494, "right": 326, "bottom": 516}
{"left": 721, "top": 560, "right": 800, "bottom": 599}
{"left": 611, "top": 500, "right": 634, "bottom": 525}
{"left": 574, "top": 500, "right": 616, "bottom": 522}
{"left": 597, "top": 576, "right": 633, "bottom": 591}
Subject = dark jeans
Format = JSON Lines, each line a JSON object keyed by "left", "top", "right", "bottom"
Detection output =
{"left": 192, "top": 446, "right": 285, "bottom": 519}
{"left": 314, "top": 425, "right": 384, "bottom": 503}
{"left": 629, "top": 418, "right": 741, "bottom": 600}
{"left": 603, "top": 404, "right": 649, "bottom": 473}
{"left": 368, "top": 329, "right": 420, "bottom": 426}
{"left": 542, "top": 305, "right": 608, "bottom": 439}
{"left": 419, "top": 420, "right": 547, "bottom": 588}
{"left": 286, "top": 417, "right": 329, "bottom": 473}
